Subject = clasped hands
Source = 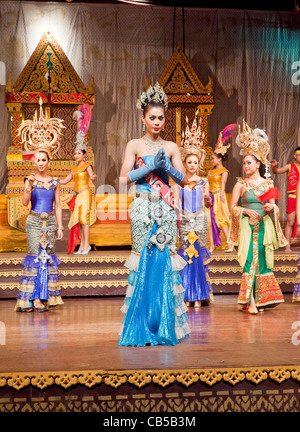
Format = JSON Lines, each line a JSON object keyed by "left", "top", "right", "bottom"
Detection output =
{"left": 146, "top": 148, "right": 184, "bottom": 185}
{"left": 128, "top": 148, "right": 184, "bottom": 185}
{"left": 147, "top": 148, "right": 168, "bottom": 171}
{"left": 245, "top": 202, "right": 274, "bottom": 220}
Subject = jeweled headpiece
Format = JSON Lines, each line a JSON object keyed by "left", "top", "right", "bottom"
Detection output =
{"left": 215, "top": 124, "right": 238, "bottom": 156}
{"left": 237, "top": 120, "right": 270, "bottom": 164}
{"left": 17, "top": 97, "right": 65, "bottom": 159}
{"left": 73, "top": 104, "right": 92, "bottom": 152}
{"left": 136, "top": 82, "right": 168, "bottom": 111}
{"left": 236, "top": 119, "right": 271, "bottom": 177}
{"left": 180, "top": 111, "right": 206, "bottom": 171}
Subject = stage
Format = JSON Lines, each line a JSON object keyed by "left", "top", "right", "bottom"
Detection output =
{"left": 1, "top": 281, "right": 300, "bottom": 412}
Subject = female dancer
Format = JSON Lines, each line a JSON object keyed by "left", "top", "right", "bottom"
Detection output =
{"left": 229, "top": 121, "right": 287, "bottom": 314}
{"left": 60, "top": 147, "right": 96, "bottom": 255}
{"left": 118, "top": 82, "right": 190, "bottom": 346}
{"left": 176, "top": 114, "right": 213, "bottom": 307}
{"left": 60, "top": 104, "right": 96, "bottom": 255}
{"left": 15, "top": 100, "right": 65, "bottom": 312}
{"left": 15, "top": 151, "right": 64, "bottom": 312}
{"left": 292, "top": 179, "right": 300, "bottom": 302}
{"left": 271, "top": 147, "right": 300, "bottom": 252}
{"left": 207, "top": 131, "right": 232, "bottom": 252}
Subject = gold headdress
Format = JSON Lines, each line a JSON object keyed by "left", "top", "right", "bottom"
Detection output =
{"left": 236, "top": 119, "right": 271, "bottom": 177}
{"left": 180, "top": 111, "right": 206, "bottom": 171}
{"left": 136, "top": 81, "right": 168, "bottom": 111}
{"left": 73, "top": 104, "right": 92, "bottom": 152}
{"left": 215, "top": 132, "right": 230, "bottom": 155}
{"left": 237, "top": 119, "right": 270, "bottom": 164}
{"left": 17, "top": 97, "right": 65, "bottom": 159}
{"left": 214, "top": 124, "right": 238, "bottom": 156}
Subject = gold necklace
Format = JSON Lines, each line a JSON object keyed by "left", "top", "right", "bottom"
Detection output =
{"left": 247, "top": 175, "right": 261, "bottom": 185}
{"left": 143, "top": 136, "right": 163, "bottom": 154}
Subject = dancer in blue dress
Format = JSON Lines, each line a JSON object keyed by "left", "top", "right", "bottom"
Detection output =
{"left": 118, "top": 83, "right": 190, "bottom": 346}
{"left": 15, "top": 99, "right": 65, "bottom": 312}
{"left": 176, "top": 113, "right": 213, "bottom": 308}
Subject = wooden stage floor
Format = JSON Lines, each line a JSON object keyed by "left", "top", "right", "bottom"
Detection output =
{"left": 1, "top": 294, "right": 300, "bottom": 374}
{"left": 1, "top": 294, "right": 300, "bottom": 413}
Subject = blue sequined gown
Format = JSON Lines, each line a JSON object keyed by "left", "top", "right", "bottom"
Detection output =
{"left": 118, "top": 156, "right": 190, "bottom": 346}
{"left": 15, "top": 178, "right": 63, "bottom": 311}
{"left": 177, "top": 180, "right": 213, "bottom": 303}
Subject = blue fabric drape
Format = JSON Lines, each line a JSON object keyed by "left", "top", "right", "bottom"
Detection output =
{"left": 119, "top": 222, "right": 177, "bottom": 346}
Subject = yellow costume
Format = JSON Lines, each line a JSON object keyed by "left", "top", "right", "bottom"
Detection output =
{"left": 68, "top": 162, "right": 93, "bottom": 229}
{"left": 207, "top": 167, "right": 230, "bottom": 228}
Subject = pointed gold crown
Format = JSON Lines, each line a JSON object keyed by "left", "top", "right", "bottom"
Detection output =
{"left": 180, "top": 111, "right": 206, "bottom": 170}
{"left": 215, "top": 132, "right": 230, "bottom": 155}
{"left": 237, "top": 119, "right": 270, "bottom": 164}
{"left": 17, "top": 97, "right": 65, "bottom": 159}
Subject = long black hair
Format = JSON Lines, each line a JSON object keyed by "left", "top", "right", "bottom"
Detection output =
{"left": 214, "top": 152, "right": 228, "bottom": 163}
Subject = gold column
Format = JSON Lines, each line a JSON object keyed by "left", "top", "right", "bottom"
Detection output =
{"left": 175, "top": 107, "right": 181, "bottom": 146}
{"left": 197, "top": 104, "right": 214, "bottom": 173}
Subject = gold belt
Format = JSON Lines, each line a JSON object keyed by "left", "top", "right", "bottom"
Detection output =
{"left": 182, "top": 209, "right": 204, "bottom": 219}
{"left": 75, "top": 186, "right": 90, "bottom": 195}
{"left": 288, "top": 193, "right": 296, "bottom": 199}
{"left": 30, "top": 210, "right": 54, "bottom": 219}
{"left": 248, "top": 215, "right": 263, "bottom": 226}
{"left": 135, "top": 191, "right": 161, "bottom": 202}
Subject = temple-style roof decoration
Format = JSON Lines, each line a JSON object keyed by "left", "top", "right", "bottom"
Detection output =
{"left": 6, "top": 30, "right": 94, "bottom": 105}
{"left": 5, "top": 30, "right": 96, "bottom": 233}
{"left": 158, "top": 45, "right": 214, "bottom": 173}
{"left": 159, "top": 44, "right": 213, "bottom": 106}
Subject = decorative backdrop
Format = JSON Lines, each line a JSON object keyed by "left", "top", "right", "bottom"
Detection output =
{"left": 0, "top": 2, "right": 300, "bottom": 215}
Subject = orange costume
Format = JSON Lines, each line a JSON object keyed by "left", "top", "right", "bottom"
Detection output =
{"left": 207, "top": 167, "right": 231, "bottom": 229}
{"left": 67, "top": 162, "right": 94, "bottom": 254}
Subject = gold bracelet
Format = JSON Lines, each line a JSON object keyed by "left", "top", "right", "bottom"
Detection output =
{"left": 58, "top": 226, "right": 64, "bottom": 230}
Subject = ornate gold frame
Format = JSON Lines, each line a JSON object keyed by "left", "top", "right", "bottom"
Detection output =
{"left": 1, "top": 366, "right": 299, "bottom": 390}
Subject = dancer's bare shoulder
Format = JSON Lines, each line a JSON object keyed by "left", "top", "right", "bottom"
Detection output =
{"left": 163, "top": 139, "right": 179, "bottom": 157}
